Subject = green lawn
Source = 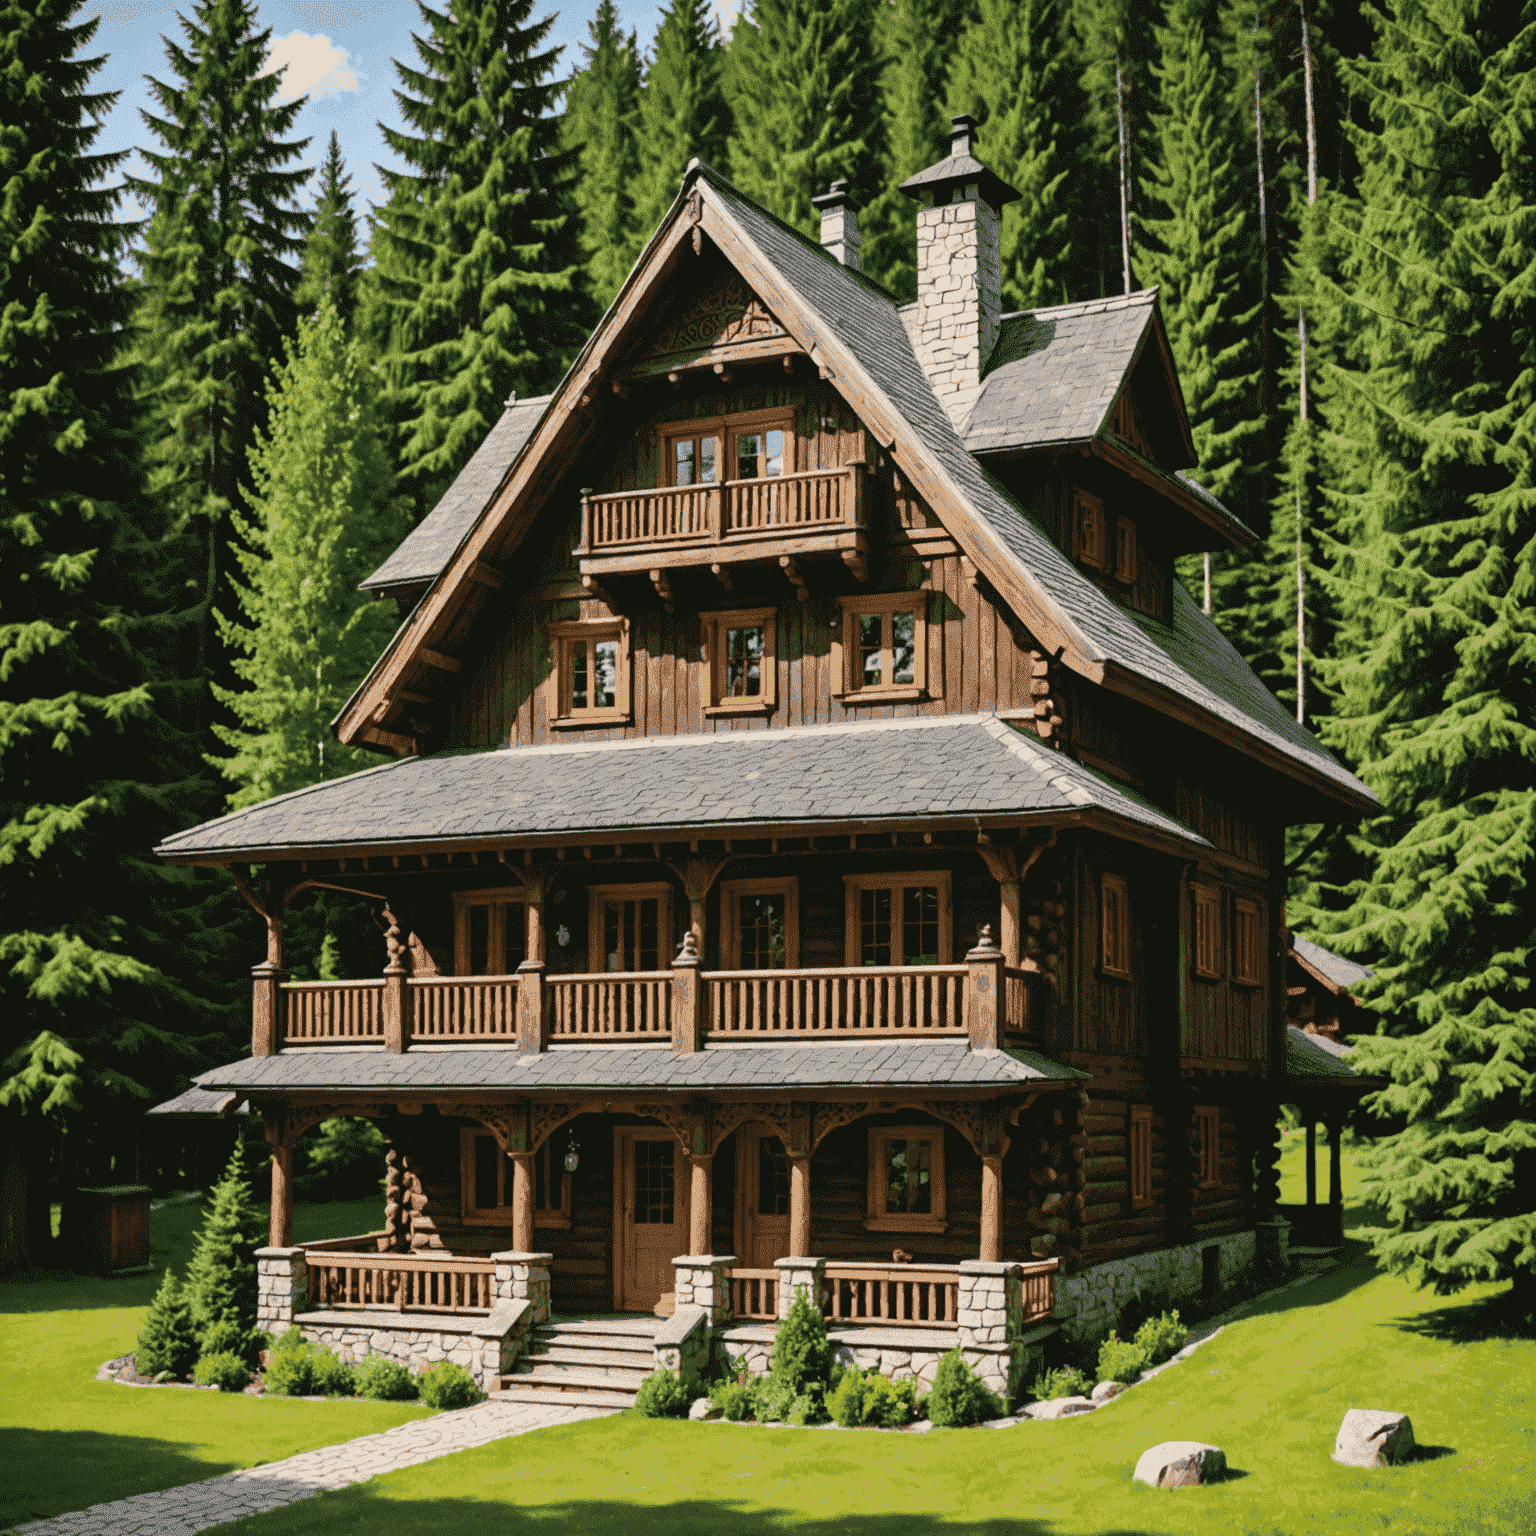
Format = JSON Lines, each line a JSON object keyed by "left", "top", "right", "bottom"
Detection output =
{"left": 217, "top": 1260, "right": 1535, "bottom": 1536}
{"left": 1275, "top": 1127, "right": 1370, "bottom": 1213}
{"left": 0, "top": 1195, "right": 429, "bottom": 1530}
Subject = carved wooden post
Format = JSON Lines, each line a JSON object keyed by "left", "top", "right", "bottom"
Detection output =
{"left": 789, "top": 1157, "right": 812, "bottom": 1257}
{"left": 251, "top": 963, "right": 288, "bottom": 1057}
{"left": 688, "top": 1152, "right": 713, "bottom": 1255}
{"left": 271, "top": 1146, "right": 294, "bottom": 1249}
{"left": 522, "top": 867, "right": 552, "bottom": 962}
{"left": 966, "top": 926, "right": 1005, "bottom": 1050}
{"left": 510, "top": 1152, "right": 535, "bottom": 1253}
{"left": 382, "top": 903, "right": 410, "bottom": 1053}
{"left": 672, "top": 932, "right": 705, "bottom": 1052}
{"left": 670, "top": 855, "right": 729, "bottom": 956}
{"left": 577, "top": 488, "right": 593, "bottom": 555}
{"left": 517, "top": 962, "right": 547, "bottom": 1054}
{"left": 979, "top": 1102, "right": 1008, "bottom": 1264}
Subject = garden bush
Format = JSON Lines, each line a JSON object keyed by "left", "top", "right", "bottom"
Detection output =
{"left": 354, "top": 1356, "right": 418, "bottom": 1401}
{"left": 927, "top": 1348, "right": 1002, "bottom": 1427}
{"left": 633, "top": 1368, "right": 690, "bottom": 1418}
{"left": 1134, "top": 1309, "right": 1189, "bottom": 1366}
{"left": 786, "top": 1388, "right": 824, "bottom": 1426}
{"left": 750, "top": 1375, "right": 797, "bottom": 1422}
{"left": 263, "top": 1342, "right": 317, "bottom": 1396}
{"left": 271, "top": 1325, "right": 308, "bottom": 1355}
{"left": 419, "top": 1361, "right": 482, "bottom": 1409}
{"left": 136, "top": 1270, "right": 198, "bottom": 1380}
{"left": 310, "top": 1346, "right": 356, "bottom": 1396}
{"left": 1029, "top": 1363, "right": 1092, "bottom": 1401}
{"left": 767, "top": 1286, "right": 832, "bottom": 1395}
{"left": 1096, "top": 1331, "right": 1150, "bottom": 1385}
{"left": 828, "top": 1369, "right": 919, "bottom": 1427}
{"left": 716, "top": 1380, "right": 753, "bottom": 1421}
{"left": 192, "top": 1351, "right": 251, "bottom": 1392}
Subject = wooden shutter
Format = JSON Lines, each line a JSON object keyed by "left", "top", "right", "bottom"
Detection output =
{"left": 1130, "top": 1105, "right": 1153, "bottom": 1208}
{"left": 1101, "top": 874, "right": 1130, "bottom": 978}
{"left": 1193, "top": 885, "right": 1221, "bottom": 979}
{"left": 1195, "top": 1107, "right": 1220, "bottom": 1187}
{"left": 1074, "top": 488, "right": 1106, "bottom": 569}
{"left": 1234, "top": 898, "right": 1261, "bottom": 984}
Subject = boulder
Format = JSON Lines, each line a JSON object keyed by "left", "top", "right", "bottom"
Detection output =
{"left": 688, "top": 1397, "right": 720, "bottom": 1421}
{"left": 1333, "top": 1409, "right": 1415, "bottom": 1468}
{"left": 1091, "top": 1380, "right": 1125, "bottom": 1404}
{"left": 1023, "top": 1396, "right": 1096, "bottom": 1420}
{"left": 1133, "top": 1441, "right": 1227, "bottom": 1488}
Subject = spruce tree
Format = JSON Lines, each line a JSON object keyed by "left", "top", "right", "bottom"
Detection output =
{"left": 137, "top": 1269, "right": 199, "bottom": 1377}
{"left": 372, "top": 0, "right": 585, "bottom": 514}
{"left": 211, "top": 298, "right": 407, "bottom": 809}
{"left": 564, "top": 0, "right": 642, "bottom": 308}
{"left": 630, "top": 0, "right": 729, "bottom": 247}
{"left": 726, "top": 0, "right": 886, "bottom": 240}
{"left": 185, "top": 1150, "right": 266, "bottom": 1355}
{"left": 948, "top": 0, "right": 1072, "bottom": 310}
{"left": 295, "top": 131, "right": 362, "bottom": 329}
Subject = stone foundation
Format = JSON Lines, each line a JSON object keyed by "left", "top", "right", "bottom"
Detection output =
{"left": 1054, "top": 1230, "right": 1257, "bottom": 1342}
{"left": 256, "top": 1247, "right": 308, "bottom": 1333}
{"left": 672, "top": 1255, "right": 735, "bottom": 1323}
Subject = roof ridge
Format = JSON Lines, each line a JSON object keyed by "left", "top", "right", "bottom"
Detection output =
{"left": 999, "top": 289, "right": 1159, "bottom": 325}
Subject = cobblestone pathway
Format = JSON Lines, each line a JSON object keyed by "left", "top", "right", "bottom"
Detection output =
{"left": 15, "top": 1399, "right": 613, "bottom": 1536}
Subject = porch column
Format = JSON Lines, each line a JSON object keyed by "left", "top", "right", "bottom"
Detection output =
{"left": 251, "top": 963, "right": 289, "bottom": 1057}
{"left": 788, "top": 1156, "right": 812, "bottom": 1257}
{"left": 980, "top": 1154, "right": 1004, "bottom": 1263}
{"left": 510, "top": 1152, "right": 535, "bottom": 1253}
{"left": 1328, "top": 1112, "right": 1343, "bottom": 1208}
{"left": 522, "top": 868, "right": 551, "bottom": 962}
{"left": 966, "top": 927, "right": 1005, "bottom": 1050}
{"left": 1305, "top": 1113, "right": 1317, "bottom": 1208}
{"left": 270, "top": 1145, "right": 294, "bottom": 1249}
{"left": 687, "top": 1152, "right": 713, "bottom": 1254}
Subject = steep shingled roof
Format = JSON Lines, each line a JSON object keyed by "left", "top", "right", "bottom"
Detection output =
{"left": 1292, "top": 934, "right": 1373, "bottom": 993}
{"left": 1284, "top": 1024, "right": 1367, "bottom": 1083}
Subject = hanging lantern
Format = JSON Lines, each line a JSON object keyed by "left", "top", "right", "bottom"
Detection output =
{"left": 563, "top": 1136, "right": 581, "bottom": 1174}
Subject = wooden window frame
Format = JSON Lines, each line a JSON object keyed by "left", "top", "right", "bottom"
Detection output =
{"left": 833, "top": 590, "right": 930, "bottom": 703}
{"left": 452, "top": 887, "right": 527, "bottom": 976}
{"left": 459, "top": 1128, "right": 572, "bottom": 1229}
{"left": 1194, "top": 1106, "right": 1221, "bottom": 1189}
{"left": 719, "top": 876, "right": 800, "bottom": 969}
{"left": 700, "top": 606, "right": 778, "bottom": 717}
{"left": 1192, "top": 883, "right": 1222, "bottom": 981}
{"left": 1074, "top": 486, "right": 1106, "bottom": 570}
{"left": 864, "top": 1123, "right": 948, "bottom": 1234}
{"left": 1113, "top": 388, "right": 1154, "bottom": 459}
{"left": 547, "top": 618, "right": 631, "bottom": 728}
{"left": 1100, "top": 872, "right": 1131, "bottom": 980}
{"left": 1113, "top": 516, "right": 1137, "bottom": 584}
{"left": 842, "top": 871, "right": 953, "bottom": 967}
{"left": 587, "top": 881, "right": 674, "bottom": 973}
{"left": 659, "top": 407, "right": 796, "bottom": 487}
{"left": 1233, "top": 897, "right": 1263, "bottom": 987}
{"left": 1129, "top": 1104, "right": 1153, "bottom": 1209}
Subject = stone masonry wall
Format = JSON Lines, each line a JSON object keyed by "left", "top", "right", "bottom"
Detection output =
{"left": 912, "top": 193, "right": 1002, "bottom": 430}
{"left": 256, "top": 1247, "right": 307, "bottom": 1333}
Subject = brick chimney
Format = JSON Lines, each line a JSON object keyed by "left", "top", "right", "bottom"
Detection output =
{"left": 812, "top": 180, "right": 861, "bottom": 271}
{"left": 899, "top": 116, "right": 1021, "bottom": 429}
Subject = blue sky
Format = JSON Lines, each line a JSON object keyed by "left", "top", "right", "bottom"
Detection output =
{"left": 88, "top": 0, "right": 740, "bottom": 225}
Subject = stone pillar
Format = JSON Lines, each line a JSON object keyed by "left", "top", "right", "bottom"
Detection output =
{"left": 510, "top": 1152, "right": 535, "bottom": 1253}
{"left": 958, "top": 1259, "right": 1022, "bottom": 1404}
{"left": 671, "top": 934, "right": 705, "bottom": 1053}
{"left": 491, "top": 1250, "right": 553, "bottom": 1324}
{"left": 671, "top": 1254, "right": 736, "bottom": 1325}
{"left": 256, "top": 1246, "right": 308, "bottom": 1332}
{"left": 687, "top": 1152, "right": 713, "bottom": 1255}
{"left": 773, "top": 1255, "right": 826, "bottom": 1320}
{"left": 270, "top": 1144, "right": 294, "bottom": 1249}
{"left": 251, "top": 963, "right": 288, "bottom": 1057}
{"left": 788, "top": 1156, "right": 811, "bottom": 1257}
{"left": 516, "top": 961, "right": 547, "bottom": 1054}
{"left": 979, "top": 1154, "right": 1004, "bottom": 1263}
{"left": 966, "top": 927, "right": 1005, "bottom": 1050}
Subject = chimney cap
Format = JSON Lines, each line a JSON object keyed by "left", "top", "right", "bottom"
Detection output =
{"left": 810, "top": 179, "right": 855, "bottom": 211}
{"left": 898, "top": 116, "right": 1021, "bottom": 210}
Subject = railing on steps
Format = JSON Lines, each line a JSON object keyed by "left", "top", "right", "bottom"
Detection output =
{"left": 410, "top": 975, "right": 519, "bottom": 1040}
{"left": 727, "top": 1269, "right": 779, "bottom": 1321}
{"left": 281, "top": 980, "right": 384, "bottom": 1043}
{"left": 548, "top": 972, "right": 673, "bottom": 1039}
{"left": 303, "top": 1248, "right": 497, "bottom": 1314}
{"left": 822, "top": 1263, "right": 960, "bottom": 1327}
{"left": 706, "top": 965, "right": 968, "bottom": 1036}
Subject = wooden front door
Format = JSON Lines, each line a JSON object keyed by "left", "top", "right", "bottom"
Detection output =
{"left": 614, "top": 1130, "right": 689, "bottom": 1312}
{"left": 736, "top": 1128, "right": 791, "bottom": 1269}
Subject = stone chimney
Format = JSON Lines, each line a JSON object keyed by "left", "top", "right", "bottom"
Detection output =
{"left": 812, "top": 180, "right": 862, "bottom": 271}
{"left": 899, "top": 115, "right": 1021, "bottom": 429}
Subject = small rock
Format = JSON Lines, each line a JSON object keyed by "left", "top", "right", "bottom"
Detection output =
{"left": 1024, "top": 1396, "right": 1096, "bottom": 1420}
{"left": 1133, "top": 1441, "right": 1227, "bottom": 1488}
{"left": 1333, "top": 1409, "right": 1415, "bottom": 1468}
{"left": 688, "top": 1396, "right": 720, "bottom": 1421}
{"left": 986, "top": 1415, "right": 1023, "bottom": 1429}
{"left": 152, "top": 1370, "right": 174, "bottom": 1384}
{"left": 901, "top": 1419, "right": 933, "bottom": 1433}
{"left": 1091, "top": 1380, "right": 1125, "bottom": 1404}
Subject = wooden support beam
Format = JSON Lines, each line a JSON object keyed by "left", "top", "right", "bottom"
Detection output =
{"left": 271, "top": 1145, "right": 294, "bottom": 1249}
{"left": 468, "top": 561, "right": 505, "bottom": 590}
{"left": 419, "top": 647, "right": 461, "bottom": 674}
{"left": 713, "top": 362, "right": 732, "bottom": 383}
{"left": 610, "top": 380, "right": 630, "bottom": 399}
{"left": 510, "top": 1152, "right": 534, "bottom": 1252}
{"left": 841, "top": 548, "right": 869, "bottom": 583}
{"left": 580, "top": 573, "right": 615, "bottom": 609}
{"left": 780, "top": 555, "right": 809, "bottom": 603}
{"left": 650, "top": 567, "right": 674, "bottom": 611}
{"left": 711, "top": 562, "right": 734, "bottom": 594}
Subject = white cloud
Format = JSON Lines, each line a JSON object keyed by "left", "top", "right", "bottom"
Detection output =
{"left": 262, "top": 32, "right": 363, "bottom": 104}
{"left": 713, "top": 0, "right": 740, "bottom": 36}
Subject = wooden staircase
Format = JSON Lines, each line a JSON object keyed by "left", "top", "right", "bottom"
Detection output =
{"left": 491, "top": 1317, "right": 659, "bottom": 1409}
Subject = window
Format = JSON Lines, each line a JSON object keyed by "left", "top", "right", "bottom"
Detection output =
{"left": 701, "top": 607, "right": 777, "bottom": 716}
{"left": 667, "top": 429, "right": 719, "bottom": 487}
{"left": 453, "top": 889, "right": 527, "bottom": 975}
{"left": 836, "top": 592, "right": 929, "bottom": 700}
{"left": 1113, "top": 517, "right": 1137, "bottom": 584}
{"left": 587, "top": 883, "right": 673, "bottom": 973}
{"left": 865, "top": 1124, "right": 947, "bottom": 1232}
{"left": 843, "top": 872, "right": 951, "bottom": 967}
{"left": 758, "top": 1136, "right": 790, "bottom": 1216}
{"left": 1129, "top": 1104, "right": 1152, "bottom": 1209}
{"left": 660, "top": 408, "right": 793, "bottom": 487}
{"left": 735, "top": 425, "right": 786, "bottom": 480}
{"left": 720, "top": 877, "right": 799, "bottom": 969}
{"left": 1074, "top": 487, "right": 1106, "bottom": 569}
{"left": 1234, "top": 897, "right": 1263, "bottom": 986}
{"left": 548, "top": 619, "right": 630, "bottom": 726}
{"left": 1112, "top": 387, "right": 1154, "bottom": 458}
{"left": 460, "top": 1129, "right": 572, "bottom": 1228}
{"left": 1193, "top": 884, "right": 1222, "bottom": 980}
{"left": 1195, "top": 1106, "right": 1221, "bottom": 1188}
{"left": 1101, "top": 873, "right": 1130, "bottom": 979}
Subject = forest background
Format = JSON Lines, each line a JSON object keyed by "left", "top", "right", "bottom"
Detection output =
{"left": 2, "top": 0, "right": 1531, "bottom": 1308}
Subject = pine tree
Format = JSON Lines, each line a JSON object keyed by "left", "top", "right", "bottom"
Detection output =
{"left": 372, "top": 0, "right": 585, "bottom": 514}
{"left": 0, "top": 0, "right": 232, "bottom": 1272}
{"left": 1305, "top": 0, "right": 1536, "bottom": 1311}
{"left": 727, "top": 0, "right": 886, "bottom": 240}
{"left": 630, "top": 0, "right": 729, "bottom": 247}
{"left": 137, "top": 1269, "right": 199, "bottom": 1377}
{"left": 295, "top": 131, "right": 362, "bottom": 329}
{"left": 948, "top": 0, "right": 1072, "bottom": 310}
{"left": 564, "top": 1, "right": 642, "bottom": 308}
{"left": 211, "top": 298, "right": 406, "bottom": 810}
{"left": 185, "top": 1150, "right": 266, "bottom": 1354}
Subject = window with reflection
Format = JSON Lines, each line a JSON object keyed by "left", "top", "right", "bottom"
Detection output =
{"left": 844, "top": 873, "right": 951, "bottom": 966}
{"left": 734, "top": 427, "right": 785, "bottom": 480}
{"left": 722, "top": 878, "right": 798, "bottom": 969}
{"left": 549, "top": 620, "right": 629, "bottom": 724}
{"left": 669, "top": 432, "right": 718, "bottom": 487}
{"left": 866, "top": 1124, "right": 948, "bottom": 1232}
{"left": 841, "top": 594, "right": 927, "bottom": 697}
{"left": 702, "top": 608, "right": 777, "bottom": 715}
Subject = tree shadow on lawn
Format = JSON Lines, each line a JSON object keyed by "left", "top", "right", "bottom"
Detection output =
{"left": 1389, "top": 1288, "right": 1534, "bottom": 1344}
{"left": 1209, "top": 1247, "right": 1379, "bottom": 1327}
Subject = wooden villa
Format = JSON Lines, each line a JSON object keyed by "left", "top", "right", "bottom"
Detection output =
{"left": 150, "top": 121, "right": 1377, "bottom": 1407}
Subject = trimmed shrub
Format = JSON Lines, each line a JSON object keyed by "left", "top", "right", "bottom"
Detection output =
{"left": 1134, "top": 1309, "right": 1189, "bottom": 1366}
{"left": 185, "top": 1152, "right": 266, "bottom": 1365}
{"left": 927, "top": 1348, "right": 1002, "bottom": 1427}
{"left": 419, "top": 1361, "right": 482, "bottom": 1409}
{"left": 831, "top": 1369, "right": 920, "bottom": 1428}
{"left": 271, "top": 1325, "right": 309, "bottom": 1355}
{"left": 827, "top": 1368, "right": 866, "bottom": 1427}
{"left": 786, "top": 1388, "right": 824, "bottom": 1426}
{"left": 766, "top": 1286, "right": 832, "bottom": 1396}
{"left": 1096, "top": 1332, "right": 1150, "bottom": 1385}
{"left": 355, "top": 1356, "right": 418, "bottom": 1401}
{"left": 751, "top": 1375, "right": 797, "bottom": 1423}
{"left": 263, "top": 1343, "right": 317, "bottom": 1397}
{"left": 1030, "top": 1363, "right": 1092, "bottom": 1402}
{"left": 311, "top": 1347, "right": 356, "bottom": 1396}
{"left": 136, "top": 1270, "right": 198, "bottom": 1380}
{"left": 193, "top": 1351, "right": 251, "bottom": 1392}
{"left": 715, "top": 1379, "right": 753, "bottom": 1421}
{"left": 634, "top": 1368, "right": 690, "bottom": 1418}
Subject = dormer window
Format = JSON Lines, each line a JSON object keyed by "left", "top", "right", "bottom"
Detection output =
{"left": 1113, "top": 387, "right": 1154, "bottom": 459}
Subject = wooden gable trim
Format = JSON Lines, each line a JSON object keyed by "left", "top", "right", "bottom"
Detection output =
{"left": 1092, "top": 300, "right": 1196, "bottom": 470}
{"left": 1089, "top": 438, "right": 1254, "bottom": 552}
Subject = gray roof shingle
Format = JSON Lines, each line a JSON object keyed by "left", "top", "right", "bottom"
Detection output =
{"left": 1284, "top": 1024, "right": 1365, "bottom": 1082}
{"left": 147, "top": 1086, "right": 253, "bottom": 1117}
{"left": 1292, "top": 935, "right": 1372, "bottom": 992}
{"left": 156, "top": 715, "right": 1211, "bottom": 860}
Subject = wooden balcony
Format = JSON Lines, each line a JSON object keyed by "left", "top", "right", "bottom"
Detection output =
{"left": 300, "top": 1238, "right": 497, "bottom": 1314}
{"left": 575, "top": 465, "right": 868, "bottom": 576}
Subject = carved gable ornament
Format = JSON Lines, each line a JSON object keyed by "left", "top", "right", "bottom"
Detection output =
{"left": 639, "top": 271, "right": 788, "bottom": 367}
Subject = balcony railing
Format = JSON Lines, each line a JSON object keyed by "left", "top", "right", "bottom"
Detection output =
{"left": 576, "top": 465, "right": 865, "bottom": 558}
{"left": 281, "top": 979, "right": 384, "bottom": 1044}
{"left": 301, "top": 1244, "right": 497, "bottom": 1315}
{"left": 549, "top": 972, "right": 674, "bottom": 1039}
{"left": 708, "top": 966, "right": 967, "bottom": 1036}
{"left": 410, "top": 976, "right": 518, "bottom": 1041}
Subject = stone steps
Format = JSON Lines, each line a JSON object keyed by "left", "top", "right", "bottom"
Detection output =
{"left": 490, "top": 1383, "right": 638, "bottom": 1409}
{"left": 495, "top": 1317, "right": 661, "bottom": 1408}
{"left": 525, "top": 1343, "right": 655, "bottom": 1376}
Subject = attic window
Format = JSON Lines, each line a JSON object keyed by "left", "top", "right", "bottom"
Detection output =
{"left": 1113, "top": 389, "right": 1154, "bottom": 459}
{"left": 1114, "top": 518, "right": 1137, "bottom": 584}
{"left": 1074, "top": 488, "right": 1105, "bottom": 570}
